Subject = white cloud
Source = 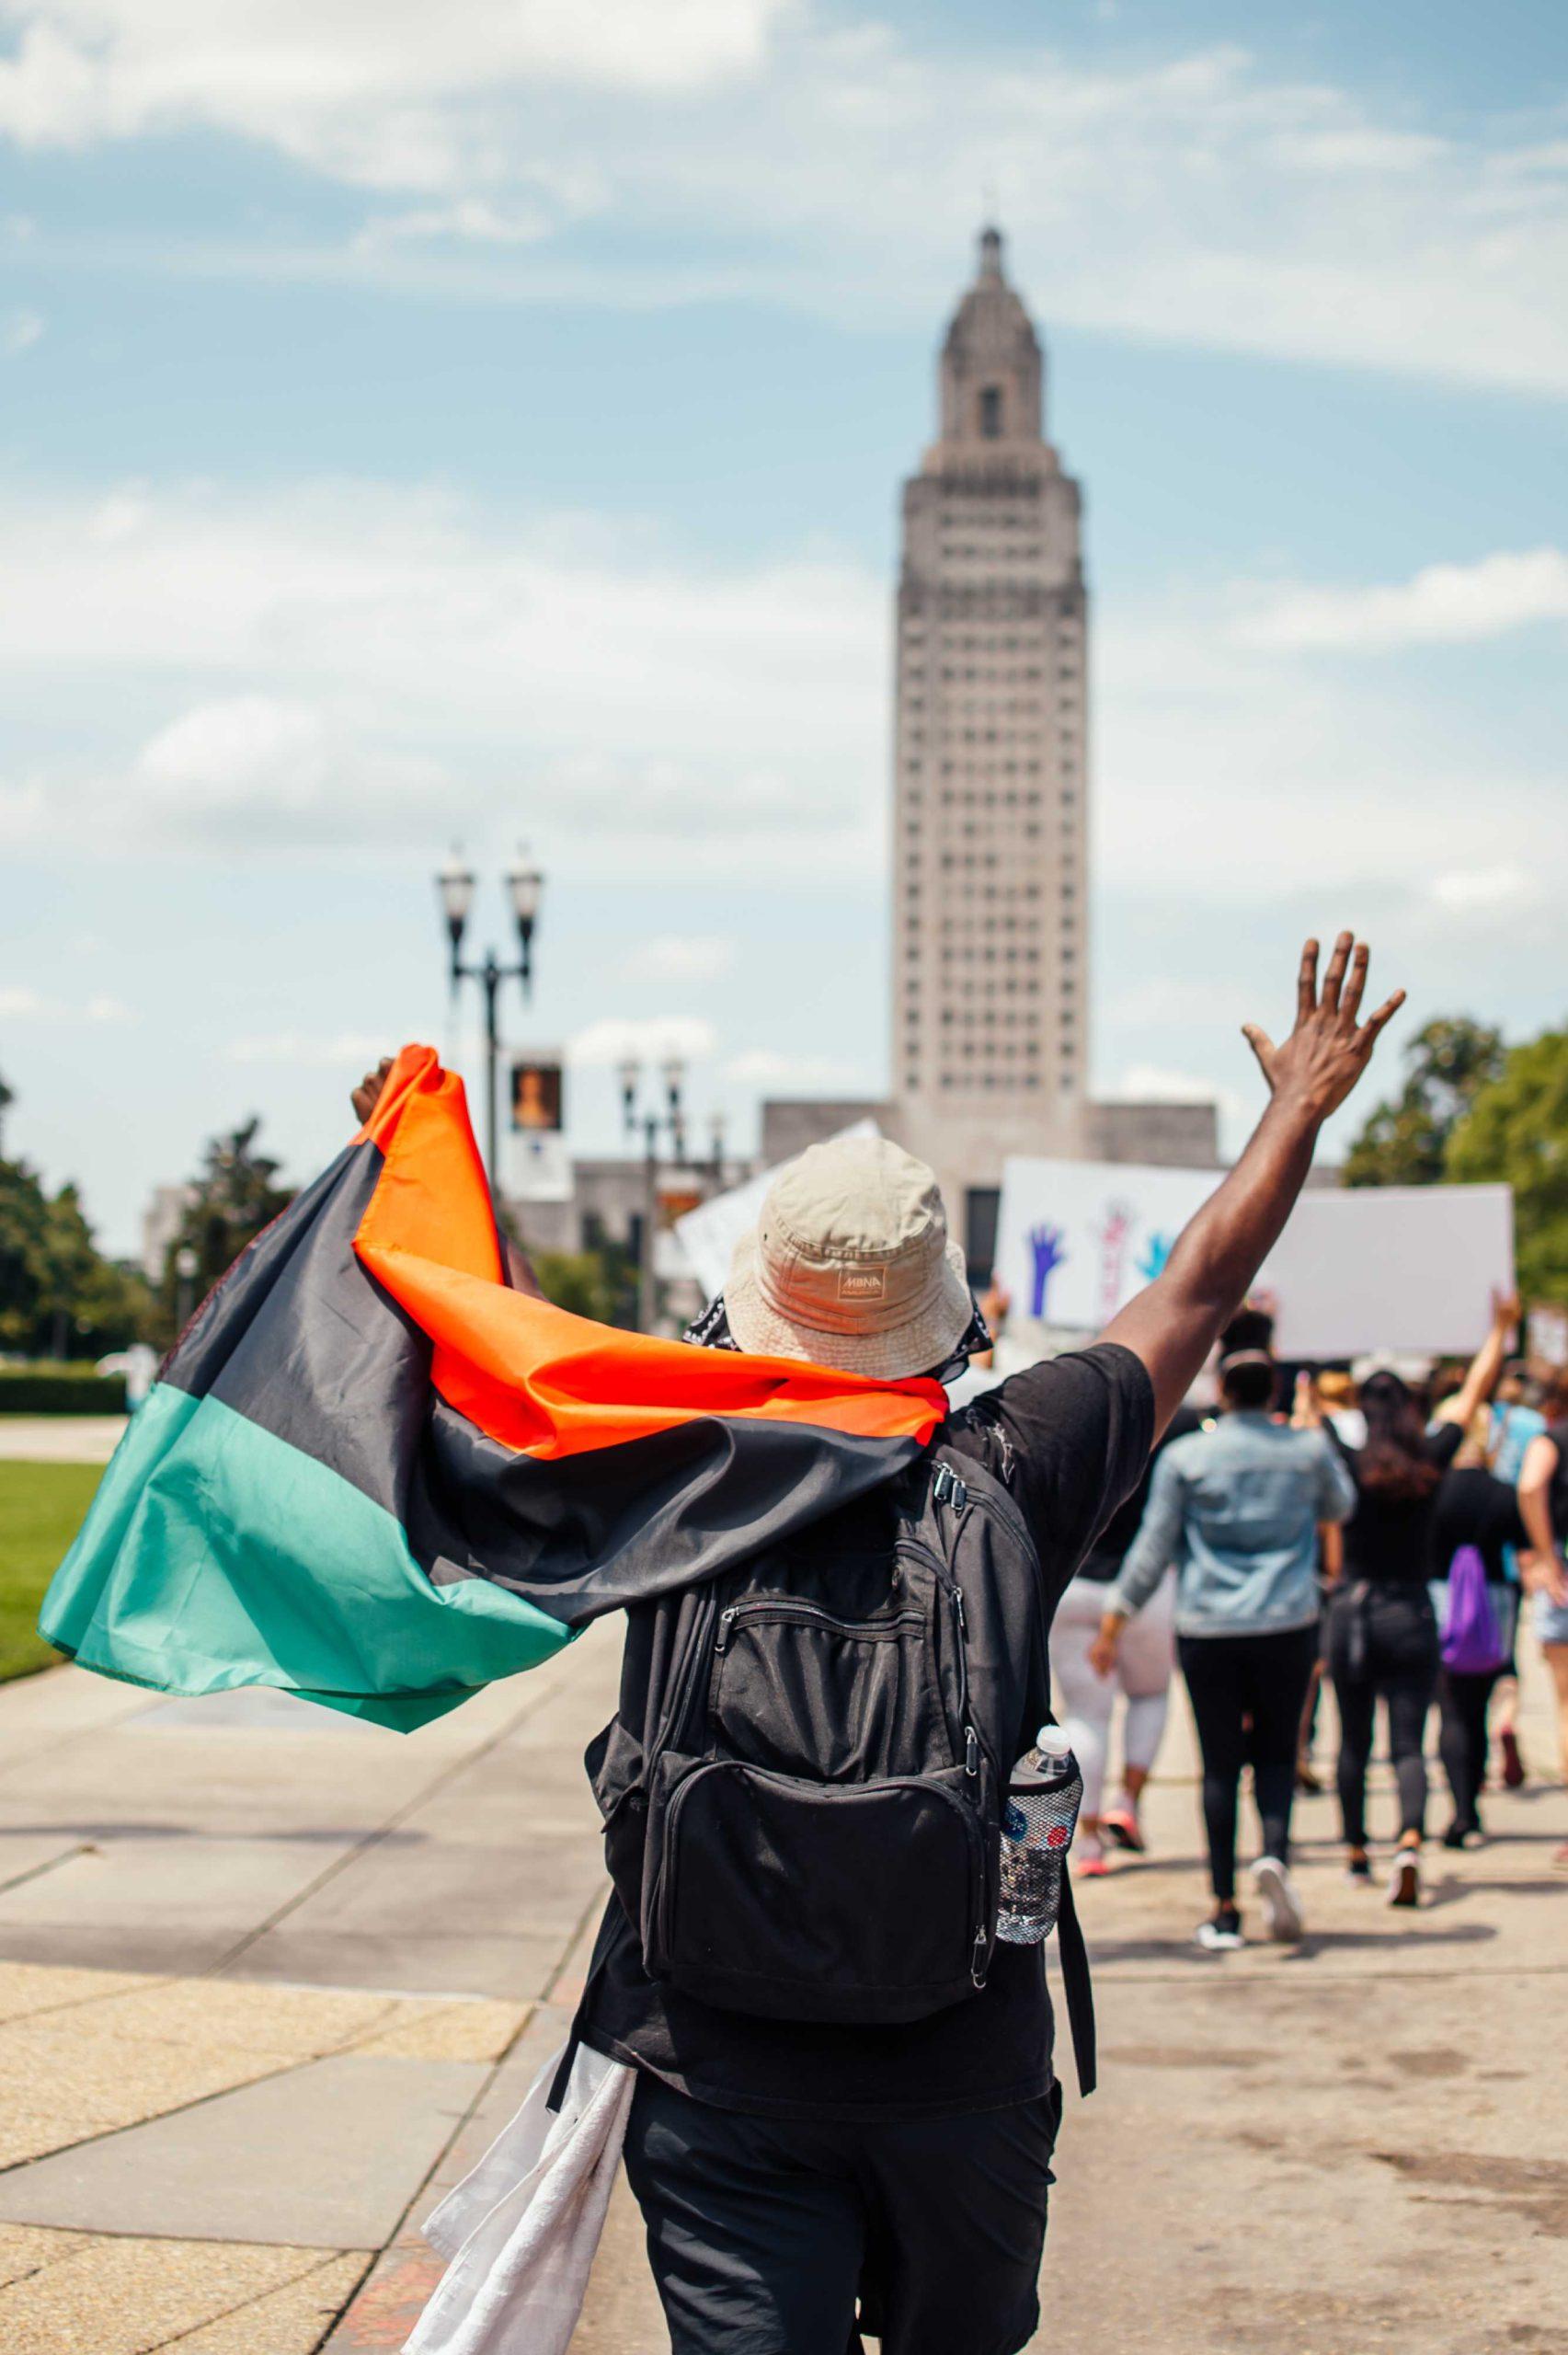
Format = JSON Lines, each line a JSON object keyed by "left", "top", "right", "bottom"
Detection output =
{"left": 0, "top": 982, "right": 130, "bottom": 1019}
{"left": 2, "top": 304, "right": 41, "bottom": 352}
{"left": 224, "top": 1029, "right": 392, "bottom": 1065}
{"left": 567, "top": 1015, "right": 718, "bottom": 1068}
{"left": 1238, "top": 548, "right": 1568, "bottom": 652}
{"left": 1093, "top": 590, "right": 1568, "bottom": 910}
{"left": 354, "top": 198, "right": 555, "bottom": 249}
{"left": 3, "top": 21, "right": 1564, "bottom": 393}
{"left": 1428, "top": 866, "right": 1541, "bottom": 914}
{"left": 722, "top": 1046, "right": 866, "bottom": 1092}
{"left": 621, "top": 934, "right": 737, "bottom": 986}
{"left": 0, "top": 2, "right": 787, "bottom": 186}
{"left": 0, "top": 476, "right": 886, "bottom": 872}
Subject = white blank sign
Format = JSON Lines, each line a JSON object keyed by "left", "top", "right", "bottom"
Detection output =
{"left": 996, "top": 1158, "right": 1515, "bottom": 1361}
{"left": 1258, "top": 1182, "right": 1515, "bottom": 1361}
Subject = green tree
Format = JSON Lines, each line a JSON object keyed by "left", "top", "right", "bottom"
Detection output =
{"left": 167, "top": 1118, "right": 293, "bottom": 1313}
{"left": 0, "top": 1156, "right": 49, "bottom": 1350}
{"left": 529, "top": 1246, "right": 638, "bottom": 1329}
{"left": 1446, "top": 1028, "right": 1568, "bottom": 1306}
{"left": 0, "top": 1071, "right": 151, "bottom": 1355}
{"left": 1344, "top": 1015, "right": 1505, "bottom": 1188}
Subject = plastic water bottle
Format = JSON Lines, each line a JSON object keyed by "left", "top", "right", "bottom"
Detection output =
{"left": 996, "top": 1726, "right": 1082, "bottom": 1945}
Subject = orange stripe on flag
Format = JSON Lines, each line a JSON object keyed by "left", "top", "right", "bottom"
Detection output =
{"left": 353, "top": 1047, "right": 945, "bottom": 1462}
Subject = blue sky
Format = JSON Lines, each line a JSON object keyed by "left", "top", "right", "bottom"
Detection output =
{"left": 1, "top": 0, "right": 1564, "bottom": 1255}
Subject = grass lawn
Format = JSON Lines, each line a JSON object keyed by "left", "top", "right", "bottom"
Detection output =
{"left": 0, "top": 1461, "right": 100, "bottom": 1682}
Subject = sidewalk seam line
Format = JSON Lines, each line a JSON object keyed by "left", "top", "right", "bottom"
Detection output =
{"left": 315, "top": 2003, "right": 547, "bottom": 2353}
{"left": 203, "top": 1663, "right": 574, "bottom": 1981}
{"left": 142, "top": 2246, "right": 367, "bottom": 2354}
{"left": 0, "top": 2003, "right": 513, "bottom": 2181}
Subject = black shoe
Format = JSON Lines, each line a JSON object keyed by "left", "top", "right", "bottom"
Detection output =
{"left": 1196, "top": 1906, "right": 1244, "bottom": 1953}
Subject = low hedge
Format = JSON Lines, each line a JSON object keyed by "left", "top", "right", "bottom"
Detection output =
{"left": 0, "top": 1367, "right": 128, "bottom": 1415}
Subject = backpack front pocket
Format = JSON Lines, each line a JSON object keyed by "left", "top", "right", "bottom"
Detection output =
{"left": 709, "top": 1600, "right": 943, "bottom": 1780}
{"left": 644, "top": 1754, "right": 991, "bottom": 2024}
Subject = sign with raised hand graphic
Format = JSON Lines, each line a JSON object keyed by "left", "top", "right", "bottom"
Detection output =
{"left": 995, "top": 1157, "right": 1515, "bottom": 1354}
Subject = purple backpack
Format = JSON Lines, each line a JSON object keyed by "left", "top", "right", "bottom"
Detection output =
{"left": 1441, "top": 1545, "right": 1506, "bottom": 1675}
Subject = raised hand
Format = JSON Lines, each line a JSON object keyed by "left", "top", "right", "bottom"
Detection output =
{"left": 1242, "top": 933, "right": 1404, "bottom": 1125}
{"left": 351, "top": 1056, "right": 395, "bottom": 1125}
{"left": 1027, "top": 1223, "right": 1067, "bottom": 1317}
{"left": 1136, "top": 1231, "right": 1173, "bottom": 1284}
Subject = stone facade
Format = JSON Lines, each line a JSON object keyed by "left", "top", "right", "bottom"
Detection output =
{"left": 515, "top": 228, "right": 1223, "bottom": 1302}
{"left": 887, "top": 226, "right": 1095, "bottom": 1227}
{"left": 1085, "top": 1098, "right": 1219, "bottom": 1166}
{"left": 760, "top": 226, "right": 1220, "bottom": 1268}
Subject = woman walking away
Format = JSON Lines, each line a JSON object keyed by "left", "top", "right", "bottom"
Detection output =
{"left": 1516, "top": 1384, "right": 1568, "bottom": 1869}
{"left": 1325, "top": 1296, "right": 1516, "bottom": 1906}
{"left": 1050, "top": 1401, "right": 1202, "bottom": 1872}
{"left": 1430, "top": 1419, "right": 1528, "bottom": 1846}
{"left": 1091, "top": 1311, "right": 1355, "bottom": 1951}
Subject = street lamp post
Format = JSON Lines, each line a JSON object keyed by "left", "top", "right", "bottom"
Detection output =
{"left": 621, "top": 1055, "right": 687, "bottom": 1334}
{"left": 437, "top": 846, "right": 544, "bottom": 1186}
{"left": 174, "top": 1244, "right": 199, "bottom": 1334}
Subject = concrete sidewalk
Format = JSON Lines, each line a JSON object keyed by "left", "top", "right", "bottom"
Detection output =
{"left": 0, "top": 1625, "right": 622, "bottom": 2351}
{"left": 0, "top": 1418, "right": 128, "bottom": 1464}
{"left": 573, "top": 1641, "right": 1568, "bottom": 2355}
{"left": 0, "top": 1620, "right": 1563, "bottom": 2352}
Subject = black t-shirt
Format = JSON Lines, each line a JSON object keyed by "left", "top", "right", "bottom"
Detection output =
{"left": 578, "top": 1341, "right": 1154, "bottom": 2122}
{"left": 1430, "top": 1465, "right": 1527, "bottom": 1584}
{"left": 1341, "top": 1421, "right": 1463, "bottom": 1585}
{"left": 1077, "top": 1402, "right": 1204, "bottom": 1580}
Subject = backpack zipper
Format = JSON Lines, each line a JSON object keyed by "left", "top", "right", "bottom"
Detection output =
{"left": 713, "top": 1600, "right": 924, "bottom": 1655}
{"left": 897, "top": 1531, "right": 985, "bottom": 1786}
{"left": 662, "top": 1589, "right": 719, "bottom": 1753}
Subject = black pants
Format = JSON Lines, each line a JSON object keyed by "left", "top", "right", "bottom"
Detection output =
{"left": 1437, "top": 1666, "right": 1499, "bottom": 1832}
{"left": 1327, "top": 1583, "right": 1438, "bottom": 1846}
{"left": 622, "top": 2070, "right": 1059, "bottom": 2355}
{"left": 1177, "top": 1625, "right": 1319, "bottom": 1906}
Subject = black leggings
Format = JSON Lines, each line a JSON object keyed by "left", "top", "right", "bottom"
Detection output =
{"left": 1177, "top": 1626, "right": 1320, "bottom": 1906}
{"left": 1327, "top": 1584, "right": 1438, "bottom": 1847}
{"left": 1437, "top": 1667, "right": 1499, "bottom": 1832}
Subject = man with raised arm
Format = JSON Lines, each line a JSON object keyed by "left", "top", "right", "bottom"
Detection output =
{"left": 351, "top": 932, "right": 1402, "bottom": 2355}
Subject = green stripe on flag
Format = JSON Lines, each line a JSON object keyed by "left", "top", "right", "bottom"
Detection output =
{"left": 39, "top": 1384, "right": 574, "bottom": 1733}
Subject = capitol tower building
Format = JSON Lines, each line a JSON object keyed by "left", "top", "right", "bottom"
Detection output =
{"left": 759, "top": 226, "right": 1216, "bottom": 1277}
{"left": 889, "top": 224, "right": 1090, "bottom": 1221}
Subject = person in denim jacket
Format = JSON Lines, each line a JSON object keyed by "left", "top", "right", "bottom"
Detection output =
{"left": 1092, "top": 1311, "right": 1354, "bottom": 1950}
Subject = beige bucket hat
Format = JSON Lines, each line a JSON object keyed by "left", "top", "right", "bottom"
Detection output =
{"left": 725, "top": 1135, "right": 973, "bottom": 1380}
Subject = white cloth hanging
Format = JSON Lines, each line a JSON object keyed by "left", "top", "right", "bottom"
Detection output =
{"left": 405, "top": 2040, "right": 636, "bottom": 2355}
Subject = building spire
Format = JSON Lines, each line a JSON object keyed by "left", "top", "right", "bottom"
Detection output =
{"left": 929, "top": 223, "right": 1044, "bottom": 451}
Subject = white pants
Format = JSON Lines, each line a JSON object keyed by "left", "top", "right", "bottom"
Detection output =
{"left": 1049, "top": 1570, "right": 1176, "bottom": 1820}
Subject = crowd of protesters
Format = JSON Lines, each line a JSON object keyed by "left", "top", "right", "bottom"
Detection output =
{"left": 1037, "top": 1293, "right": 1568, "bottom": 1949}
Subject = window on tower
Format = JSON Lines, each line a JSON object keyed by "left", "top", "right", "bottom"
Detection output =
{"left": 979, "top": 385, "right": 1003, "bottom": 439}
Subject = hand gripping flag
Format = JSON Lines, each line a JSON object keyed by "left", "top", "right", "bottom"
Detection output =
{"left": 40, "top": 1047, "right": 946, "bottom": 1731}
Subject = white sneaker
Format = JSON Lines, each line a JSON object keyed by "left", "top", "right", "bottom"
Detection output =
{"left": 1388, "top": 1847, "right": 1422, "bottom": 1909}
{"left": 1250, "top": 1855, "right": 1305, "bottom": 1942}
{"left": 1195, "top": 1913, "right": 1244, "bottom": 1953}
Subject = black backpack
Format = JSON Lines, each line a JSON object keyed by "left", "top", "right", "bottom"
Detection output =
{"left": 586, "top": 1440, "right": 1096, "bottom": 2088}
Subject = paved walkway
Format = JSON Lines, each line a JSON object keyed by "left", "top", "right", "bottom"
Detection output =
{"left": 0, "top": 1626, "right": 621, "bottom": 2351}
{"left": 571, "top": 1643, "right": 1568, "bottom": 2355}
{"left": 0, "top": 1418, "right": 128, "bottom": 1464}
{"left": 0, "top": 1622, "right": 1563, "bottom": 2351}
